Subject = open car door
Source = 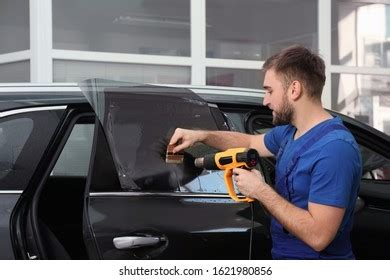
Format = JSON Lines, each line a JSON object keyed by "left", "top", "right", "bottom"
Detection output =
{"left": 79, "top": 79, "right": 271, "bottom": 260}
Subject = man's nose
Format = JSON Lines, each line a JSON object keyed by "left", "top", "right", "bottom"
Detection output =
{"left": 263, "top": 94, "right": 270, "bottom": 107}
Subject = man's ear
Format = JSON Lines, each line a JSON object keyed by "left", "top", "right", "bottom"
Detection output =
{"left": 290, "top": 80, "right": 302, "bottom": 101}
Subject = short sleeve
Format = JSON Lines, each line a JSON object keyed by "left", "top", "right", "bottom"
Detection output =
{"left": 309, "top": 140, "right": 361, "bottom": 208}
{"left": 264, "top": 125, "right": 291, "bottom": 156}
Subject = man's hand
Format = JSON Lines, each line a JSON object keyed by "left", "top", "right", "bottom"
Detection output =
{"left": 169, "top": 128, "right": 206, "bottom": 153}
{"left": 233, "top": 168, "right": 346, "bottom": 252}
{"left": 233, "top": 168, "right": 267, "bottom": 199}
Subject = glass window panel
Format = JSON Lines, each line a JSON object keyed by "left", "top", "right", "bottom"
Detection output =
{"left": 51, "top": 124, "right": 95, "bottom": 177}
{"left": 52, "top": 0, "right": 190, "bottom": 56}
{"left": 206, "top": 68, "right": 263, "bottom": 89}
{"left": 81, "top": 81, "right": 223, "bottom": 192}
{"left": 331, "top": 73, "right": 390, "bottom": 134}
{"left": 0, "top": 118, "right": 33, "bottom": 180}
{"left": 332, "top": 0, "right": 390, "bottom": 67}
{"left": 360, "top": 145, "right": 390, "bottom": 181}
{"left": 206, "top": 0, "right": 318, "bottom": 60}
{"left": 53, "top": 60, "right": 190, "bottom": 84}
{"left": 0, "top": 110, "right": 64, "bottom": 191}
{"left": 0, "top": 0, "right": 29, "bottom": 54}
{"left": 0, "top": 61, "right": 30, "bottom": 83}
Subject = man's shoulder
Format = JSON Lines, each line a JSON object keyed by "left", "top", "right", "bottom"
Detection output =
{"left": 320, "top": 127, "right": 358, "bottom": 150}
{"left": 308, "top": 120, "right": 361, "bottom": 167}
{"left": 313, "top": 117, "right": 358, "bottom": 149}
{"left": 312, "top": 136, "right": 362, "bottom": 172}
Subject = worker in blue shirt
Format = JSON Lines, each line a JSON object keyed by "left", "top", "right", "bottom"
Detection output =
{"left": 169, "top": 45, "right": 362, "bottom": 259}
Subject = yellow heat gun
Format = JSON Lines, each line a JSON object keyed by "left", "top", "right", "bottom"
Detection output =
{"left": 194, "top": 148, "right": 260, "bottom": 202}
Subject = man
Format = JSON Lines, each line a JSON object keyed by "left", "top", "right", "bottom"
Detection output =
{"left": 169, "top": 45, "right": 362, "bottom": 259}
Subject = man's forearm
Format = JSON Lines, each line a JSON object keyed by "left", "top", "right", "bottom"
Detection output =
{"left": 201, "top": 130, "right": 252, "bottom": 151}
{"left": 253, "top": 184, "right": 327, "bottom": 251}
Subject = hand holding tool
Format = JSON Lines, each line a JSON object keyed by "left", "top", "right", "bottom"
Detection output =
{"left": 194, "top": 148, "right": 260, "bottom": 202}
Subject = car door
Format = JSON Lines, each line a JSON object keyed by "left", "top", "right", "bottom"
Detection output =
{"left": 240, "top": 107, "right": 390, "bottom": 259}
{"left": 346, "top": 123, "right": 390, "bottom": 259}
{"left": 0, "top": 106, "right": 65, "bottom": 259}
{"left": 80, "top": 79, "right": 271, "bottom": 260}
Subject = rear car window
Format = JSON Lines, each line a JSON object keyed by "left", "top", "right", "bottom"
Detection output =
{"left": 102, "top": 89, "right": 224, "bottom": 192}
{"left": 82, "top": 81, "right": 231, "bottom": 193}
{"left": 0, "top": 118, "right": 33, "bottom": 180}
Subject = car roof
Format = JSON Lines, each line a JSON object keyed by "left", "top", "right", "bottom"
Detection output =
{"left": 0, "top": 83, "right": 265, "bottom": 112}
{"left": 0, "top": 83, "right": 86, "bottom": 111}
{"left": 0, "top": 83, "right": 388, "bottom": 145}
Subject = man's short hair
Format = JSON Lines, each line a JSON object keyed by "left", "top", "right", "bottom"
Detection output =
{"left": 263, "top": 45, "right": 326, "bottom": 100}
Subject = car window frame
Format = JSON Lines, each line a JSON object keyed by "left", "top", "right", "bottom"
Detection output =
{"left": 0, "top": 106, "right": 66, "bottom": 191}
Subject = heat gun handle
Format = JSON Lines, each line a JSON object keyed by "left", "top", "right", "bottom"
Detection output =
{"left": 224, "top": 169, "right": 254, "bottom": 203}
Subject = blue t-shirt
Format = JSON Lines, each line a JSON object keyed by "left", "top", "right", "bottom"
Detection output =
{"left": 264, "top": 117, "right": 362, "bottom": 259}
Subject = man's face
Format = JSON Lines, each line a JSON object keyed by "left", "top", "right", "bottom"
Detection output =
{"left": 263, "top": 69, "right": 294, "bottom": 126}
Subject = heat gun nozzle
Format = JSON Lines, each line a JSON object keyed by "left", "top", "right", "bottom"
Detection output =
{"left": 194, "top": 157, "right": 204, "bottom": 168}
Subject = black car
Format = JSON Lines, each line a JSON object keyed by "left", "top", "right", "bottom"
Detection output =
{"left": 0, "top": 79, "right": 389, "bottom": 260}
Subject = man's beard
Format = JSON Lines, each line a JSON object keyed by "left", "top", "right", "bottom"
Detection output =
{"left": 272, "top": 95, "right": 294, "bottom": 126}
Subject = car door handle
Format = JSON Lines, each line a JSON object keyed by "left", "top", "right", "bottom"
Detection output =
{"left": 113, "top": 236, "right": 165, "bottom": 250}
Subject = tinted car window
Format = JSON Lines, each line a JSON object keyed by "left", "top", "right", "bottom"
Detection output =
{"left": 90, "top": 122, "right": 229, "bottom": 194}
{"left": 0, "top": 110, "right": 64, "bottom": 190}
{"left": 105, "top": 91, "right": 220, "bottom": 192}
{"left": 81, "top": 80, "right": 239, "bottom": 194}
{"left": 81, "top": 81, "right": 227, "bottom": 192}
{"left": 0, "top": 118, "right": 33, "bottom": 180}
